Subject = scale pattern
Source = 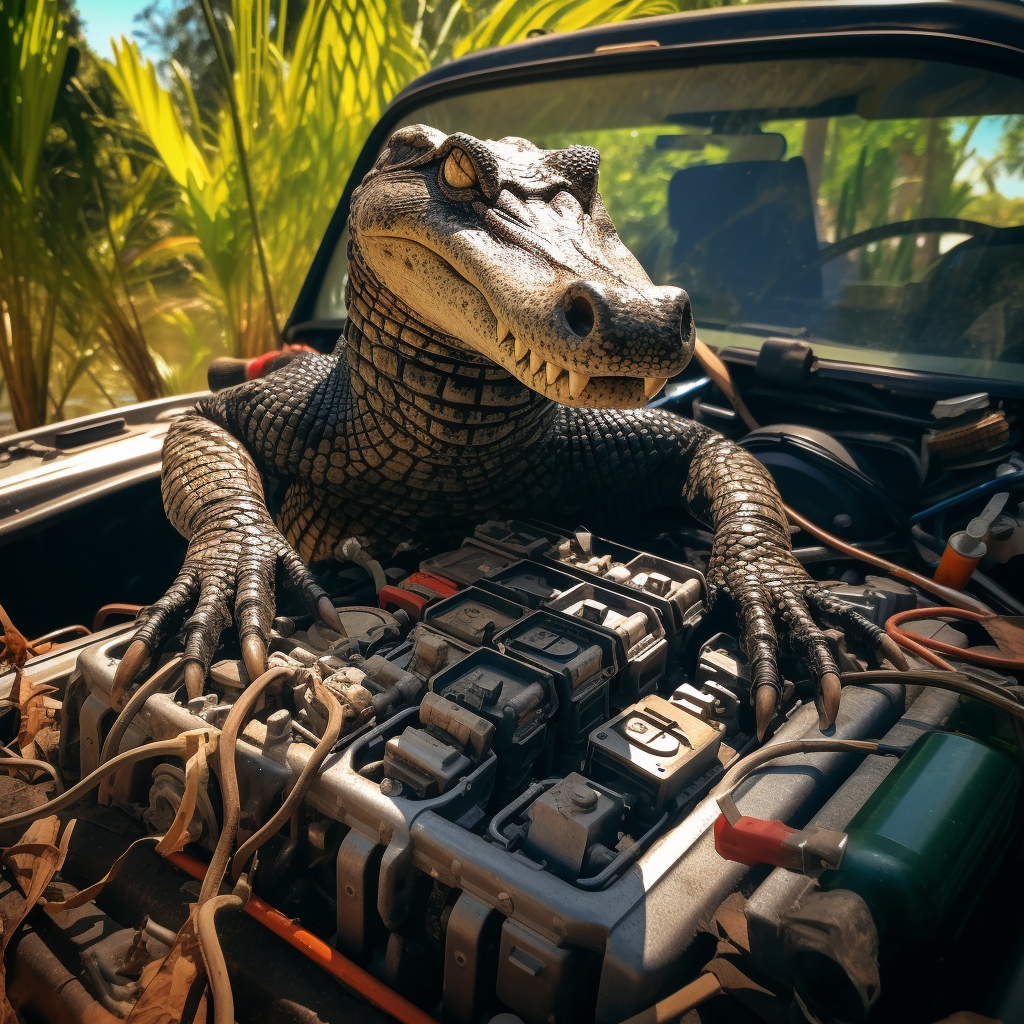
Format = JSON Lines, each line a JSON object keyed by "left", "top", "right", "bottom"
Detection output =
{"left": 139, "top": 249, "right": 885, "bottom": 731}
{"left": 133, "top": 133, "right": 892, "bottom": 733}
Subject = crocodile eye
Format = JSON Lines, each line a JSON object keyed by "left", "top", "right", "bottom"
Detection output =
{"left": 442, "top": 148, "right": 477, "bottom": 190}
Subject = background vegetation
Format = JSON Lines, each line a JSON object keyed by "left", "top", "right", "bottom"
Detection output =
{"left": 2, "top": 0, "right": 1024, "bottom": 433}
{"left": 1, "top": 0, "right": 693, "bottom": 432}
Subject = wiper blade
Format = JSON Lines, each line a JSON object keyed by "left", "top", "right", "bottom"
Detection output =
{"left": 284, "top": 318, "right": 346, "bottom": 340}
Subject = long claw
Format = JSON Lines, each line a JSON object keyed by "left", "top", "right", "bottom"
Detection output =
{"left": 241, "top": 634, "right": 266, "bottom": 682}
{"left": 877, "top": 634, "right": 910, "bottom": 671}
{"left": 111, "top": 639, "right": 152, "bottom": 709}
{"left": 754, "top": 685, "right": 779, "bottom": 742}
{"left": 184, "top": 661, "right": 206, "bottom": 700}
{"left": 819, "top": 671, "right": 842, "bottom": 730}
{"left": 318, "top": 596, "right": 347, "bottom": 637}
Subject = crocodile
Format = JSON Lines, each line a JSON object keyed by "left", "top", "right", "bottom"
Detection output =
{"left": 117, "top": 124, "right": 902, "bottom": 739}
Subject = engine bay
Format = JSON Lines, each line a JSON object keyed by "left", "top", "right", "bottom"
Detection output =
{"left": 3, "top": 347, "right": 1024, "bottom": 1024}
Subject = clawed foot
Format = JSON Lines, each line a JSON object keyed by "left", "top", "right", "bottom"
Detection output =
{"left": 711, "top": 548, "right": 908, "bottom": 740}
{"left": 112, "top": 517, "right": 344, "bottom": 706}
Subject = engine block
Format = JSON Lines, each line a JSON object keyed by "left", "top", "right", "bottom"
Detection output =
{"left": 65, "top": 520, "right": 914, "bottom": 1024}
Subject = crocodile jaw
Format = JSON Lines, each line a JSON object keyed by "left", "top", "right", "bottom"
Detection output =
{"left": 492, "top": 318, "right": 667, "bottom": 408}
{"left": 354, "top": 233, "right": 685, "bottom": 410}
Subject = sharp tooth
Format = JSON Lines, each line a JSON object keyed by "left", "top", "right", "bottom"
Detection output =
{"left": 568, "top": 371, "right": 590, "bottom": 399}
{"left": 514, "top": 338, "right": 529, "bottom": 363}
{"left": 529, "top": 351, "right": 543, "bottom": 375}
{"left": 545, "top": 362, "right": 563, "bottom": 386}
{"left": 645, "top": 377, "right": 668, "bottom": 399}
{"left": 496, "top": 316, "right": 509, "bottom": 345}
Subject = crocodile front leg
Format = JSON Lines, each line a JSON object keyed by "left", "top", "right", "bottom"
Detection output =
{"left": 113, "top": 410, "right": 343, "bottom": 703}
{"left": 546, "top": 406, "right": 904, "bottom": 738}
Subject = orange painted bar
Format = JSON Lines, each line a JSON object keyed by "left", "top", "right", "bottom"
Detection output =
{"left": 167, "top": 851, "right": 439, "bottom": 1024}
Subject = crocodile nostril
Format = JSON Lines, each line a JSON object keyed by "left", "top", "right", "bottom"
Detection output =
{"left": 678, "top": 293, "right": 694, "bottom": 346}
{"left": 564, "top": 293, "right": 596, "bottom": 338}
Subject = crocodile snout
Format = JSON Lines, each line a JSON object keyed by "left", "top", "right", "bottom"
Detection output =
{"left": 557, "top": 280, "right": 695, "bottom": 376}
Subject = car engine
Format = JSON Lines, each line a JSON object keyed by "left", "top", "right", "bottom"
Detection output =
{"left": 16, "top": 502, "right": 1018, "bottom": 1024}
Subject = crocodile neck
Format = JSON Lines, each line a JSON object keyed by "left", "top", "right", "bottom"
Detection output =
{"left": 344, "top": 245, "right": 556, "bottom": 466}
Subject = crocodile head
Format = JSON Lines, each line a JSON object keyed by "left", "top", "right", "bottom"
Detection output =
{"left": 349, "top": 125, "right": 694, "bottom": 408}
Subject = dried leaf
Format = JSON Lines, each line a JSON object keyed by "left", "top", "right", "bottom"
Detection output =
{"left": 127, "top": 907, "right": 206, "bottom": 1024}
{"left": 0, "top": 816, "right": 74, "bottom": 1023}
{"left": 0, "top": 600, "right": 59, "bottom": 760}
{"left": 118, "top": 920, "right": 158, "bottom": 979}
{"left": 154, "top": 730, "right": 211, "bottom": 857}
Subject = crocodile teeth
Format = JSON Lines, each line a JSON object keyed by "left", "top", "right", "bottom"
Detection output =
{"left": 545, "top": 362, "right": 564, "bottom": 386}
{"left": 514, "top": 338, "right": 529, "bottom": 363}
{"left": 529, "top": 351, "right": 543, "bottom": 375}
{"left": 568, "top": 371, "right": 590, "bottom": 400}
{"left": 496, "top": 316, "right": 510, "bottom": 346}
{"left": 645, "top": 377, "right": 669, "bottom": 399}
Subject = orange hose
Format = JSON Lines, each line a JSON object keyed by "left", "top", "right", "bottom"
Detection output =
{"left": 885, "top": 607, "right": 1024, "bottom": 671}
{"left": 687, "top": 341, "right": 992, "bottom": 616}
{"left": 166, "top": 852, "right": 439, "bottom": 1024}
{"left": 783, "top": 504, "right": 992, "bottom": 614}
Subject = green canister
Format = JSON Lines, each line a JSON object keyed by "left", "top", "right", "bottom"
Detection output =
{"left": 822, "top": 730, "right": 1020, "bottom": 950}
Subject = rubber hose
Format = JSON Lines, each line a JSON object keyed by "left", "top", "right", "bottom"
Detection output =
{"left": 196, "top": 893, "right": 244, "bottom": 1024}
{"left": 230, "top": 678, "right": 343, "bottom": 878}
{"left": 197, "top": 666, "right": 299, "bottom": 907}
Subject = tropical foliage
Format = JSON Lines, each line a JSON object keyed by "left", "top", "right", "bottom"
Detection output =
{"left": 0, "top": 0, "right": 172, "bottom": 429}
{"left": 3, "top": 0, "right": 1024, "bottom": 432}
{"left": 0, "top": 0, "right": 683, "bottom": 430}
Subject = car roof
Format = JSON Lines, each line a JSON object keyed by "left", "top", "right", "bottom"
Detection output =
{"left": 395, "top": 0, "right": 1024, "bottom": 98}
{"left": 287, "top": 0, "right": 1024, "bottom": 329}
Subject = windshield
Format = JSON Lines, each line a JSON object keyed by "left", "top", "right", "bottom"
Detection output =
{"left": 315, "top": 56, "right": 1024, "bottom": 383}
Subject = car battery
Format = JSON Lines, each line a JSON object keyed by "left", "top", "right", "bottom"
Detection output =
{"left": 419, "top": 540, "right": 519, "bottom": 586}
{"left": 471, "top": 519, "right": 561, "bottom": 560}
{"left": 470, "top": 520, "right": 705, "bottom": 659}
{"left": 523, "top": 773, "right": 626, "bottom": 881}
{"left": 476, "top": 558, "right": 580, "bottom": 609}
{"left": 432, "top": 648, "right": 554, "bottom": 748}
{"left": 423, "top": 588, "right": 528, "bottom": 646}
{"left": 432, "top": 648, "right": 555, "bottom": 797}
{"left": 548, "top": 544, "right": 705, "bottom": 658}
{"left": 492, "top": 610, "right": 618, "bottom": 750}
{"left": 382, "top": 623, "right": 476, "bottom": 685}
{"left": 378, "top": 571, "right": 459, "bottom": 620}
{"left": 587, "top": 695, "right": 722, "bottom": 812}
{"left": 384, "top": 694, "right": 495, "bottom": 800}
{"left": 545, "top": 583, "right": 667, "bottom": 706}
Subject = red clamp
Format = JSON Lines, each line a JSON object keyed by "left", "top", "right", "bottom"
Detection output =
{"left": 245, "top": 344, "right": 318, "bottom": 380}
{"left": 379, "top": 572, "right": 459, "bottom": 620}
{"left": 714, "top": 814, "right": 848, "bottom": 874}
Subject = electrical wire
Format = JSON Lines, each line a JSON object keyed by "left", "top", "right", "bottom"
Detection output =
{"left": 910, "top": 471, "right": 1024, "bottom": 524}
{"left": 842, "top": 670, "right": 1024, "bottom": 722}
{"left": 197, "top": 666, "right": 299, "bottom": 908}
{"left": 230, "top": 678, "right": 344, "bottom": 879}
{"left": 97, "top": 656, "right": 184, "bottom": 803}
{"left": 884, "top": 608, "right": 1024, "bottom": 671}
{"left": 783, "top": 503, "right": 992, "bottom": 614}
{"left": 711, "top": 738, "right": 885, "bottom": 825}
{"left": 0, "top": 735, "right": 211, "bottom": 831}
{"left": 188, "top": 666, "right": 302, "bottom": 1024}
{"left": 197, "top": 893, "right": 245, "bottom": 1024}
{"left": 29, "top": 624, "right": 91, "bottom": 647}
{"left": 692, "top": 338, "right": 760, "bottom": 431}
{"left": 0, "top": 752, "right": 64, "bottom": 794}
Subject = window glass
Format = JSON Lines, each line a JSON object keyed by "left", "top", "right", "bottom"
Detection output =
{"left": 317, "top": 57, "right": 1024, "bottom": 381}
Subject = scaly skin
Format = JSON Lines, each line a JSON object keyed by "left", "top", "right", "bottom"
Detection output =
{"left": 121, "top": 126, "right": 896, "bottom": 737}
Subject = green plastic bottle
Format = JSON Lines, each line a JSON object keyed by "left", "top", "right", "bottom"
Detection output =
{"left": 822, "top": 731, "right": 1020, "bottom": 950}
